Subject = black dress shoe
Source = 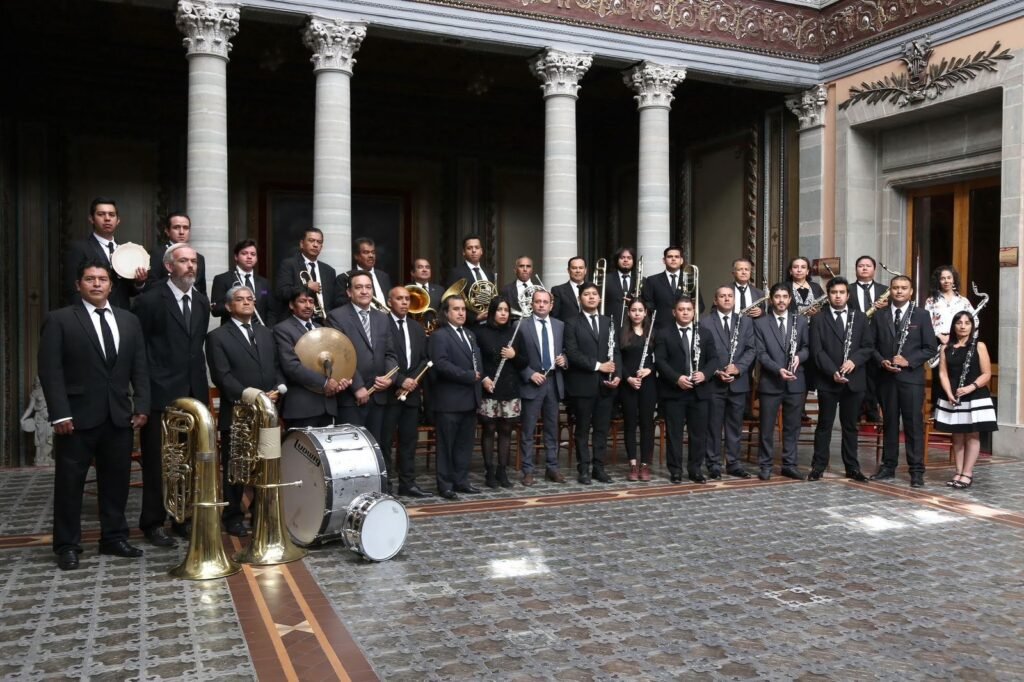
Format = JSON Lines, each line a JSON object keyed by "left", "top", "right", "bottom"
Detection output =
{"left": 99, "top": 540, "right": 144, "bottom": 558}
{"left": 728, "top": 468, "right": 753, "bottom": 479}
{"left": 707, "top": 469, "right": 722, "bottom": 480}
{"left": 577, "top": 475, "right": 592, "bottom": 485}
{"left": 758, "top": 470, "right": 772, "bottom": 481}
{"left": 670, "top": 475, "right": 682, "bottom": 484}
{"left": 688, "top": 474, "right": 707, "bottom": 484}
{"left": 56, "top": 549, "right": 80, "bottom": 570}
{"left": 807, "top": 469, "right": 824, "bottom": 481}
{"left": 592, "top": 470, "right": 612, "bottom": 483}
{"left": 398, "top": 485, "right": 432, "bottom": 498}
{"left": 910, "top": 475, "right": 925, "bottom": 488}
{"left": 870, "top": 468, "right": 896, "bottom": 481}
{"left": 780, "top": 467, "right": 805, "bottom": 481}
{"left": 144, "top": 527, "right": 178, "bottom": 548}
{"left": 846, "top": 470, "right": 869, "bottom": 482}
{"left": 171, "top": 521, "right": 192, "bottom": 539}
{"left": 438, "top": 489, "right": 458, "bottom": 500}
{"left": 454, "top": 484, "right": 480, "bottom": 494}
{"left": 226, "top": 521, "right": 250, "bottom": 537}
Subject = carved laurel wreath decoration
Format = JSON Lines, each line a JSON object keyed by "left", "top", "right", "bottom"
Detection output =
{"left": 839, "top": 41, "right": 1013, "bottom": 110}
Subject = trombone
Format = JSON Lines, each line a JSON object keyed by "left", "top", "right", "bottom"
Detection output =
{"left": 591, "top": 258, "right": 608, "bottom": 315}
{"left": 620, "top": 255, "right": 644, "bottom": 328}
{"left": 299, "top": 270, "right": 327, "bottom": 319}
{"left": 680, "top": 263, "right": 699, "bottom": 302}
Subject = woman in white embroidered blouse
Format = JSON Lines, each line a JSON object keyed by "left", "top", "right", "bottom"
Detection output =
{"left": 924, "top": 266, "right": 976, "bottom": 347}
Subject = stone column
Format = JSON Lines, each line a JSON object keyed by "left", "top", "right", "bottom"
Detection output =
{"left": 303, "top": 17, "right": 367, "bottom": 273}
{"left": 176, "top": 0, "right": 239, "bottom": 295}
{"left": 785, "top": 84, "right": 829, "bottom": 260}
{"left": 625, "top": 62, "right": 686, "bottom": 268}
{"left": 530, "top": 49, "right": 592, "bottom": 285}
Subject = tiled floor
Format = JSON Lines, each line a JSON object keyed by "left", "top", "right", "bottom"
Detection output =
{"left": 2, "top": 438, "right": 1023, "bottom": 681}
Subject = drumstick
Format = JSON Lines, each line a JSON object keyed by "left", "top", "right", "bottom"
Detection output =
{"left": 397, "top": 361, "right": 433, "bottom": 402}
{"left": 366, "top": 367, "right": 400, "bottom": 396}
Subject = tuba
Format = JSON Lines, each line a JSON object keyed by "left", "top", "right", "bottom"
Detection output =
{"left": 229, "top": 389, "right": 307, "bottom": 565}
{"left": 161, "top": 398, "right": 241, "bottom": 580}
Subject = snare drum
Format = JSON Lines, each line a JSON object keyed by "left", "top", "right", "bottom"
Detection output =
{"left": 342, "top": 492, "right": 409, "bottom": 561}
{"left": 281, "top": 425, "right": 387, "bottom": 546}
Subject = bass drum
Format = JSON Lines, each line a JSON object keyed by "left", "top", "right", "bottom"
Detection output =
{"left": 342, "top": 492, "right": 409, "bottom": 561}
{"left": 280, "top": 425, "right": 387, "bottom": 546}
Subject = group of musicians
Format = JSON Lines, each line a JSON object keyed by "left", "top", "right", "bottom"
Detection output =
{"left": 41, "top": 197, "right": 956, "bottom": 571}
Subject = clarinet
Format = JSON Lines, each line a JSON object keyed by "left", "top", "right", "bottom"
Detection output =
{"left": 786, "top": 315, "right": 799, "bottom": 372}
{"left": 491, "top": 319, "right": 523, "bottom": 386}
{"left": 690, "top": 325, "right": 701, "bottom": 381}
{"left": 894, "top": 301, "right": 916, "bottom": 358}
{"left": 839, "top": 310, "right": 855, "bottom": 376}
{"left": 638, "top": 311, "right": 657, "bottom": 373}
{"left": 605, "top": 317, "right": 616, "bottom": 381}
{"left": 726, "top": 314, "right": 741, "bottom": 365}
{"left": 954, "top": 336, "right": 978, "bottom": 404}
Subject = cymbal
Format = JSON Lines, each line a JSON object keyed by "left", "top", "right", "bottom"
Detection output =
{"left": 295, "top": 328, "right": 357, "bottom": 391}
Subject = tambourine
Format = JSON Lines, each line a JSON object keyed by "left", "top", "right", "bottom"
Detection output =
{"left": 110, "top": 242, "right": 150, "bottom": 279}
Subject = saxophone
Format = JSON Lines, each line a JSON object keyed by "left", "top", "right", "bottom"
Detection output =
{"left": 864, "top": 289, "right": 891, "bottom": 319}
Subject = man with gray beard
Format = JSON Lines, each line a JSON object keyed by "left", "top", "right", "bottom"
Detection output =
{"left": 133, "top": 243, "right": 211, "bottom": 546}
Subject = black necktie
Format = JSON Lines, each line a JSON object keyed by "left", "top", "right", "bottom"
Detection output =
{"left": 472, "top": 267, "right": 481, "bottom": 282}
{"left": 679, "top": 327, "right": 690, "bottom": 369}
{"left": 457, "top": 327, "right": 472, "bottom": 354}
{"left": 106, "top": 242, "right": 115, "bottom": 262}
{"left": 894, "top": 307, "right": 903, "bottom": 331}
{"left": 737, "top": 286, "right": 747, "bottom": 311}
{"left": 243, "top": 322, "right": 255, "bottom": 345}
{"left": 397, "top": 318, "right": 409, "bottom": 367}
{"left": 95, "top": 308, "right": 117, "bottom": 368}
{"left": 860, "top": 283, "right": 872, "bottom": 310}
{"left": 778, "top": 317, "right": 785, "bottom": 333}
{"left": 244, "top": 272, "right": 253, "bottom": 291}
{"left": 722, "top": 315, "right": 731, "bottom": 338}
{"left": 308, "top": 262, "right": 317, "bottom": 281}
{"left": 670, "top": 274, "right": 677, "bottom": 291}
{"left": 835, "top": 310, "right": 843, "bottom": 328}
{"left": 622, "top": 274, "right": 629, "bottom": 292}
{"left": 182, "top": 294, "right": 192, "bottom": 332}
{"left": 590, "top": 314, "right": 599, "bottom": 337}
{"left": 305, "top": 321, "right": 313, "bottom": 331}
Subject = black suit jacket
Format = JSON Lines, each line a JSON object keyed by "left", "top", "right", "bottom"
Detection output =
{"left": 551, "top": 281, "right": 584, "bottom": 323}
{"left": 275, "top": 255, "right": 340, "bottom": 316}
{"left": 850, "top": 280, "right": 886, "bottom": 314}
{"left": 642, "top": 271, "right": 705, "bottom": 329}
{"left": 563, "top": 313, "right": 622, "bottom": 398}
{"left": 145, "top": 245, "right": 207, "bottom": 294}
{"left": 755, "top": 313, "right": 809, "bottom": 394}
{"left": 273, "top": 317, "right": 338, "bottom": 421}
{"left": 501, "top": 280, "right": 534, "bottom": 314}
{"left": 206, "top": 321, "right": 284, "bottom": 431}
{"left": 38, "top": 304, "right": 150, "bottom": 429}
{"left": 871, "top": 305, "right": 936, "bottom": 386}
{"left": 730, "top": 283, "right": 765, "bottom": 315}
{"left": 605, "top": 269, "right": 637, "bottom": 328}
{"left": 428, "top": 325, "right": 482, "bottom": 412}
{"left": 211, "top": 270, "right": 274, "bottom": 327}
{"left": 133, "top": 283, "right": 211, "bottom": 411}
{"left": 63, "top": 237, "right": 140, "bottom": 309}
{"left": 810, "top": 308, "right": 875, "bottom": 393}
{"left": 446, "top": 262, "right": 490, "bottom": 288}
{"left": 700, "top": 311, "right": 756, "bottom": 394}
{"left": 387, "top": 315, "right": 429, "bottom": 406}
{"left": 326, "top": 304, "right": 398, "bottom": 406}
{"left": 654, "top": 324, "right": 719, "bottom": 400}
{"left": 335, "top": 268, "right": 393, "bottom": 308}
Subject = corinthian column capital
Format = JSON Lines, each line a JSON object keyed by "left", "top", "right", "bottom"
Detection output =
{"left": 786, "top": 84, "right": 828, "bottom": 130}
{"left": 530, "top": 49, "right": 593, "bottom": 99}
{"left": 303, "top": 17, "right": 367, "bottom": 75}
{"left": 176, "top": 0, "right": 240, "bottom": 59}
{"left": 624, "top": 62, "right": 687, "bottom": 110}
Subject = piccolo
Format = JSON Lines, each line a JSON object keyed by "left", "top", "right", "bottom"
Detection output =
{"left": 365, "top": 366, "right": 400, "bottom": 396}
{"left": 397, "top": 361, "right": 433, "bottom": 401}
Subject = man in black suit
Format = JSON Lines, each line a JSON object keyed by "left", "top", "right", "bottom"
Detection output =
{"left": 274, "top": 289, "right": 346, "bottom": 429}
{"left": 851, "top": 255, "right": 888, "bottom": 423}
{"left": 381, "top": 286, "right": 433, "bottom": 498}
{"left": 63, "top": 197, "right": 147, "bottom": 308}
{"left": 133, "top": 243, "right": 210, "bottom": 547}
{"left": 870, "top": 276, "right": 937, "bottom": 487}
{"left": 39, "top": 261, "right": 151, "bottom": 570}
{"left": 754, "top": 284, "right": 810, "bottom": 480}
{"left": 501, "top": 256, "right": 536, "bottom": 315}
{"left": 605, "top": 247, "right": 637, "bottom": 329}
{"left": 731, "top": 258, "right": 765, "bottom": 319}
{"left": 446, "top": 234, "right": 491, "bottom": 323}
{"left": 274, "top": 228, "right": 339, "bottom": 323}
{"left": 516, "top": 289, "right": 568, "bottom": 486}
{"left": 655, "top": 297, "right": 719, "bottom": 483}
{"left": 335, "top": 237, "right": 393, "bottom": 308}
{"left": 428, "top": 295, "right": 483, "bottom": 499}
{"left": 643, "top": 245, "right": 704, "bottom": 330}
{"left": 211, "top": 239, "right": 273, "bottom": 327}
{"left": 808, "top": 277, "right": 876, "bottom": 482}
{"left": 551, "top": 256, "right": 588, "bottom": 323}
{"left": 326, "top": 271, "right": 398, "bottom": 443}
{"left": 207, "top": 284, "right": 287, "bottom": 536}
{"left": 144, "top": 212, "right": 207, "bottom": 294}
{"left": 701, "top": 286, "right": 756, "bottom": 479}
{"left": 564, "top": 283, "right": 621, "bottom": 484}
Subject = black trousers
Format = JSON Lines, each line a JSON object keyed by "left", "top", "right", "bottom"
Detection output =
{"left": 878, "top": 379, "right": 926, "bottom": 474}
{"left": 219, "top": 429, "right": 246, "bottom": 525}
{"left": 139, "top": 413, "right": 169, "bottom": 532}
{"left": 381, "top": 401, "right": 421, "bottom": 489}
{"left": 619, "top": 381, "right": 656, "bottom": 464}
{"left": 662, "top": 398, "right": 708, "bottom": 478}
{"left": 339, "top": 403, "right": 386, "bottom": 447}
{"left": 812, "top": 388, "right": 864, "bottom": 474}
{"left": 285, "top": 414, "right": 334, "bottom": 430}
{"left": 705, "top": 389, "right": 747, "bottom": 472}
{"left": 53, "top": 418, "right": 132, "bottom": 552}
{"left": 758, "top": 391, "right": 804, "bottom": 469}
{"left": 569, "top": 392, "right": 615, "bottom": 474}
{"left": 435, "top": 410, "right": 476, "bottom": 493}
{"left": 862, "top": 364, "right": 881, "bottom": 417}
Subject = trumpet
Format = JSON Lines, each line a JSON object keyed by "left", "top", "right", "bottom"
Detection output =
{"left": 299, "top": 270, "right": 327, "bottom": 319}
{"left": 592, "top": 258, "right": 608, "bottom": 315}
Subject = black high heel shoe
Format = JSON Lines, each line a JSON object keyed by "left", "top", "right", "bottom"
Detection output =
{"left": 951, "top": 475, "right": 973, "bottom": 489}
{"left": 946, "top": 471, "right": 962, "bottom": 487}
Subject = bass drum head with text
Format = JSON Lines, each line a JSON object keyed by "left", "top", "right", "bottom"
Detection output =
{"left": 342, "top": 492, "right": 409, "bottom": 561}
{"left": 280, "top": 425, "right": 387, "bottom": 546}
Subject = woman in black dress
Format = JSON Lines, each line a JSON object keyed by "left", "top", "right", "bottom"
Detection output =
{"left": 618, "top": 300, "right": 657, "bottom": 481}
{"left": 782, "top": 256, "right": 824, "bottom": 422}
{"left": 477, "top": 296, "right": 526, "bottom": 488}
{"left": 934, "top": 310, "right": 997, "bottom": 489}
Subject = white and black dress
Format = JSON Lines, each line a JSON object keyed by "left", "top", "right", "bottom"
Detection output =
{"left": 934, "top": 344, "right": 998, "bottom": 433}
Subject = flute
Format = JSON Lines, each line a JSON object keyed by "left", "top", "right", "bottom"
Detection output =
{"left": 365, "top": 366, "right": 400, "bottom": 396}
{"left": 397, "top": 361, "right": 433, "bottom": 401}
{"left": 492, "top": 319, "right": 523, "bottom": 385}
